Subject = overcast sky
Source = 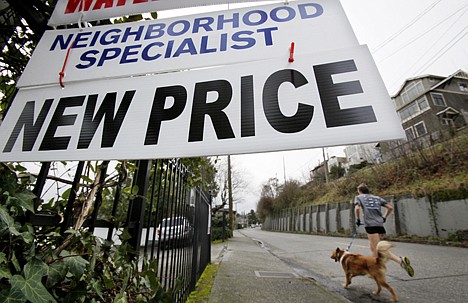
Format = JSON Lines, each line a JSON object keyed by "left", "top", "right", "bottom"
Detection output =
{"left": 159, "top": 0, "right": 468, "bottom": 213}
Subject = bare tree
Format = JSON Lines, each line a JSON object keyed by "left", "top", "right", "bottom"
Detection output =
{"left": 214, "top": 156, "right": 248, "bottom": 225}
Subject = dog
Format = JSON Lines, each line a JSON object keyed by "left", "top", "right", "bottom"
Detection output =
{"left": 331, "top": 241, "right": 398, "bottom": 302}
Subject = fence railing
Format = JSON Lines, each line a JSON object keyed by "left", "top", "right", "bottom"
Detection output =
{"left": 28, "top": 159, "right": 211, "bottom": 302}
{"left": 263, "top": 196, "right": 468, "bottom": 239}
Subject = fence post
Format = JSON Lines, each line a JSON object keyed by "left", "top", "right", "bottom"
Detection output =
{"left": 349, "top": 200, "right": 356, "bottom": 234}
{"left": 315, "top": 206, "right": 320, "bottom": 232}
{"left": 191, "top": 189, "right": 201, "bottom": 290}
{"left": 127, "top": 160, "right": 152, "bottom": 255}
{"left": 324, "top": 204, "right": 329, "bottom": 233}
{"left": 393, "top": 197, "right": 402, "bottom": 235}
{"left": 336, "top": 202, "right": 341, "bottom": 232}
{"left": 32, "top": 162, "right": 51, "bottom": 211}
{"left": 309, "top": 206, "right": 313, "bottom": 232}
{"left": 61, "top": 161, "right": 85, "bottom": 235}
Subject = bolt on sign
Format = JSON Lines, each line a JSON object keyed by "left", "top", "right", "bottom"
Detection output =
{"left": 0, "top": 46, "right": 404, "bottom": 162}
{"left": 17, "top": 0, "right": 358, "bottom": 88}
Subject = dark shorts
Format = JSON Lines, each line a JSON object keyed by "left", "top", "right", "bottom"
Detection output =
{"left": 365, "top": 226, "right": 386, "bottom": 234}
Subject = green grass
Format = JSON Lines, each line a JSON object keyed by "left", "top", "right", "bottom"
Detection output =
{"left": 186, "top": 263, "right": 220, "bottom": 303}
{"left": 301, "top": 133, "right": 468, "bottom": 205}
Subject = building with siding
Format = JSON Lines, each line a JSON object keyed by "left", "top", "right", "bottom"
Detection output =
{"left": 392, "top": 69, "right": 468, "bottom": 142}
{"left": 345, "top": 70, "right": 468, "bottom": 164}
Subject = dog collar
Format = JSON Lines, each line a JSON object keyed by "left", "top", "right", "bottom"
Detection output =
{"left": 339, "top": 252, "right": 348, "bottom": 264}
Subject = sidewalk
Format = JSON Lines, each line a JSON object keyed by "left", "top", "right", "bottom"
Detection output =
{"left": 209, "top": 231, "right": 349, "bottom": 303}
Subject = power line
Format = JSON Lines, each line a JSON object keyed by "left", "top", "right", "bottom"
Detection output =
{"left": 389, "top": 25, "right": 468, "bottom": 91}
{"left": 372, "top": 0, "right": 442, "bottom": 53}
{"left": 414, "top": 26, "right": 468, "bottom": 75}
{"left": 378, "top": 3, "right": 468, "bottom": 63}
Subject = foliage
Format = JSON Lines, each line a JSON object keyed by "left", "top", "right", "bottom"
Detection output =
{"left": 1, "top": 17, "right": 33, "bottom": 118}
{"left": 0, "top": 164, "right": 173, "bottom": 302}
{"left": 256, "top": 195, "right": 274, "bottom": 222}
{"left": 210, "top": 214, "right": 231, "bottom": 241}
{"left": 257, "top": 179, "right": 302, "bottom": 219}
{"left": 274, "top": 180, "right": 301, "bottom": 210}
{"left": 1, "top": 5, "right": 218, "bottom": 302}
{"left": 257, "top": 132, "right": 468, "bottom": 211}
{"left": 329, "top": 164, "right": 345, "bottom": 180}
{"left": 247, "top": 210, "right": 259, "bottom": 225}
{"left": 181, "top": 157, "right": 218, "bottom": 194}
{"left": 260, "top": 177, "right": 281, "bottom": 200}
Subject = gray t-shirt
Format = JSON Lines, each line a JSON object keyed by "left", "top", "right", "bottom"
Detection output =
{"left": 354, "top": 194, "right": 387, "bottom": 227}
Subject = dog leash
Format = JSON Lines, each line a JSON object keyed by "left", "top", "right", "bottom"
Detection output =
{"left": 345, "top": 224, "right": 360, "bottom": 252}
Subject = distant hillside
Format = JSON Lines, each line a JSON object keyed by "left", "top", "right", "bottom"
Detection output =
{"left": 300, "top": 132, "right": 467, "bottom": 205}
{"left": 257, "top": 132, "right": 467, "bottom": 220}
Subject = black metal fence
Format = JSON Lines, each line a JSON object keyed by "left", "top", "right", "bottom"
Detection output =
{"left": 28, "top": 159, "right": 211, "bottom": 302}
{"left": 134, "top": 159, "right": 212, "bottom": 302}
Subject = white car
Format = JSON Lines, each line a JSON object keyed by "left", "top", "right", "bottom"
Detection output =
{"left": 156, "top": 217, "right": 192, "bottom": 247}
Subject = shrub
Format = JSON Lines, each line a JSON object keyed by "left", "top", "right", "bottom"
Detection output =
{"left": 0, "top": 164, "right": 172, "bottom": 302}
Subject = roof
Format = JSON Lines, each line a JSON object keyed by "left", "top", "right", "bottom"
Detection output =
{"left": 436, "top": 106, "right": 460, "bottom": 118}
{"left": 391, "top": 69, "right": 468, "bottom": 98}
{"left": 429, "top": 69, "right": 468, "bottom": 91}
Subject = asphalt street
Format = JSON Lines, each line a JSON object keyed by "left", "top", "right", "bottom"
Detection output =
{"left": 236, "top": 228, "right": 468, "bottom": 303}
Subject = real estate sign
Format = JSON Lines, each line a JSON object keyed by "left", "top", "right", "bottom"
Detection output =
{"left": 18, "top": 0, "right": 358, "bottom": 88}
{"left": 49, "top": 0, "right": 264, "bottom": 26}
{"left": 1, "top": 0, "right": 405, "bottom": 162}
{"left": 0, "top": 46, "right": 405, "bottom": 162}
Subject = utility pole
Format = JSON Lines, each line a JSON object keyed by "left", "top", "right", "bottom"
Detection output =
{"left": 283, "top": 155, "right": 287, "bottom": 183}
{"left": 322, "top": 147, "right": 329, "bottom": 183}
{"left": 227, "top": 155, "right": 234, "bottom": 234}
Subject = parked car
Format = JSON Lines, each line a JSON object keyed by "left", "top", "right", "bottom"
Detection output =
{"left": 156, "top": 217, "right": 192, "bottom": 248}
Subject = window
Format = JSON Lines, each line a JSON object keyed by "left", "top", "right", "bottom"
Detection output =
{"left": 414, "top": 121, "right": 427, "bottom": 137}
{"left": 401, "top": 81, "right": 425, "bottom": 104}
{"left": 395, "top": 81, "right": 425, "bottom": 108}
{"left": 399, "top": 103, "right": 418, "bottom": 121}
{"left": 417, "top": 97, "right": 429, "bottom": 110}
{"left": 405, "top": 127, "right": 414, "bottom": 141}
{"left": 431, "top": 93, "right": 446, "bottom": 106}
{"left": 398, "top": 96, "right": 429, "bottom": 122}
{"left": 459, "top": 82, "right": 468, "bottom": 92}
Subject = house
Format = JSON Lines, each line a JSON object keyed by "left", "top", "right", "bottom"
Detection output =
{"left": 344, "top": 143, "right": 381, "bottom": 167}
{"left": 310, "top": 155, "right": 347, "bottom": 181}
{"left": 391, "top": 69, "right": 468, "bottom": 143}
{"left": 343, "top": 70, "right": 468, "bottom": 164}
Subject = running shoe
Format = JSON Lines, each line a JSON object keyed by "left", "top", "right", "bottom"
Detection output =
{"left": 400, "top": 256, "right": 414, "bottom": 277}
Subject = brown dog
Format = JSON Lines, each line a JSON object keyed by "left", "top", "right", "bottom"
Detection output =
{"left": 331, "top": 241, "right": 398, "bottom": 302}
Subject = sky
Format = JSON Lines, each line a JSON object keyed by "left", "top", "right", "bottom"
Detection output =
{"left": 155, "top": 0, "right": 468, "bottom": 213}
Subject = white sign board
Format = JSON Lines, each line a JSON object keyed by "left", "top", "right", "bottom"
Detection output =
{"left": 18, "top": 0, "right": 358, "bottom": 88}
{"left": 49, "top": 0, "right": 264, "bottom": 26}
{"left": 0, "top": 46, "right": 405, "bottom": 162}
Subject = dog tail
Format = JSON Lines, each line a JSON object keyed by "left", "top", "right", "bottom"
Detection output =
{"left": 376, "top": 241, "right": 395, "bottom": 262}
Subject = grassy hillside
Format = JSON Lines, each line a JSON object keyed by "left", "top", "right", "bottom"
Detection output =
{"left": 299, "top": 132, "right": 468, "bottom": 205}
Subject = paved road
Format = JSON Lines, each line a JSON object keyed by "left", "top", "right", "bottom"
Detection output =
{"left": 238, "top": 228, "right": 468, "bottom": 303}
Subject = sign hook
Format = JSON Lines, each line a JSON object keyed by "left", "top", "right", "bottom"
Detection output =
{"left": 288, "top": 42, "right": 295, "bottom": 63}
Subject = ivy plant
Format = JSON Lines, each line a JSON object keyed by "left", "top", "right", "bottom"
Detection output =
{"left": 0, "top": 163, "right": 173, "bottom": 302}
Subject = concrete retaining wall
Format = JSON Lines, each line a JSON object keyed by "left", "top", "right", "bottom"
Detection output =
{"left": 262, "top": 197, "right": 468, "bottom": 238}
